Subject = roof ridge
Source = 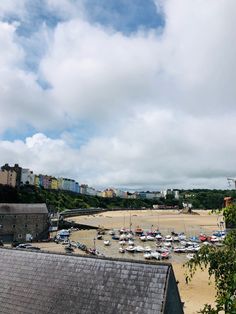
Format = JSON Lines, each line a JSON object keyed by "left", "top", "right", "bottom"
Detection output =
{"left": 0, "top": 247, "right": 172, "bottom": 268}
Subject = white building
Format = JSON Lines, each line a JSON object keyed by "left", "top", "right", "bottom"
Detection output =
{"left": 21, "top": 169, "right": 35, "bottom": 185}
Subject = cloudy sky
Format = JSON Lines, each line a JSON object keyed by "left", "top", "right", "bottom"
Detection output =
{"left": 0, "top": 0, "right": 235, "bottom": 190}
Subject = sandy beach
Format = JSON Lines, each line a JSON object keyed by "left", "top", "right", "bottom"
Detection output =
{"left": 37, "top": 209, "right": 220, "bottom": 313}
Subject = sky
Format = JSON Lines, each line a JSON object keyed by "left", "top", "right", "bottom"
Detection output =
{"left": 0, "top": 0, "right": 235, "bottom": 190}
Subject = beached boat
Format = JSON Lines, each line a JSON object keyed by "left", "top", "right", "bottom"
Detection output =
{"left": 128, "top": 239, "right": 134, "bottom": 245}
{"left": 155, "top": 234, "right": 163, "bottom": 241}
{"left": 126, "top": 246, "right": 136, "bottom": 253}
{"left": 140, "top": 235, "right": 147, "bottom": 241}
{"left": 135, "top": 246, "right": 145, "bottom": 252}
{"left": 144, "top": 252, "right": 152, "bottom": 259}
{"left": 112, "top": 235, "right": 120, "bottom": 240}
{"left": 151, "top": 251, "right": 161, "bottom": 260}
{"left": 97, "top": 234, "right": 103, "bottom": 240}
{"left": 199, "top": 234, "right": 207, "bottom": 242}
{"left": 108, "top": 229, "right": 115, "bottom": 235}
{"left": 146, "top": 235, "right": 155, "bottom": 241}
{"left": 161, "top": 251, "right": 170, "bottom": 259}
{"left": 144, "top": 246, "right": 152, "bottom": 252}
{"left": 119, "top": 240, "right": 126, "bottom": 245}
{"left": 135, "top": 226, "right": 144, "bottom": 235}
{"left": 104, "top": 240, "right": 111, "bottom": 246}
{"left": 119, "top": 247, "right": 125, "bottom": 253}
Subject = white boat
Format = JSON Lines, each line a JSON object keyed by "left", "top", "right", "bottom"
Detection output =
{"left": 186, "top": 253, "right": 195, "bottom": 260}
{"left": 144, "top": 246, "right": 152, "bottom": 252}
{"left": 135, "top": 246, "right": 145, "bottom": 252}
{"left": 151, "top": 252, "right": 161, "bottom": 260}
{"left": 178, "top": 234, "right": 186, "bottom": 241}
{"left": 109, "top": 229, "right": 115, "bottom": 235}
{"left": 127, "top": 233, "right": 133, "bottom": 239}
{"left": 128, "top": 239, "right": 134, "bottom": 245}
{"left": 144, "top": 252, "right": 152, "bottom": 259}
{"left": 155, "top": 234, "right": 163, "bottom": 240}
{"left": 104, "top": 240, "right": 110, "bottom": 246}
{"left": 147, "top": 235, "right": 155, "bottom": 241}
{"left": 119, "top": 240, "right": 126, "bottom": 245}
{"left": 210, "top": 236, "right": 219, "bottom": 243}
{"left": 140, "top": 235, "right": 147, "bottom": 241}
{"left": 119, "top": 247, "right": 125, "bottom": 253}
{"left": 163, "top": 241, "right": 172, "bottom": 247}
{"left": 126, "top": 246, "right": 136, "bottom": 253}
{"left": 165, "top": 235, "right": 173, "bottom": 242}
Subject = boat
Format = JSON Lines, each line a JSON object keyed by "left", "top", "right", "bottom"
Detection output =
{"left": 165, "top": 235, "right": 173, "bottom": 242}
{"left": 163, "top": 241, "right": 172, "bottom": 247}
{"left": 135, "top": 226, "right": 144, "bottom": 235}
{"left": 210, "top": 236, "right": 219, "bottom": 243}
{"left": 161, "top": 251, "right": 170, "bottom": 259}
{"left": 128, "top": 239, "right": 134, "bottom": 246}
{"left": 97, "top": 234, "right": 103, "bottom": 240}
{"left": 108, "top": 229, "right": 115, "bottom": 235}
{"left": 119, "top": 240, "right": 126, "bottom": 245}
{"left": 126, "top": 246, "right": 136, "bottom": 253}
{"left": 104, "top": 240, "right": 110, "bottom": 246}
{"left": 112, "top": 235, "right": 120, "bottom": 240}
{"left": 144, "top": 246, "right": 152, "bottom": 252}
{"left": 146, "top": 235, "right": 155, "bottom": 241}
{"left": 155, "top": 234, "right": 163, "bottom": 241}
{"left": 135, "top": 246, "right": 145, "bottom": 252}
{"left": 199, "top": 234, "right": 207, "bottom": 242}
{"left": 151, "top": 252, "right": 161, "bottom": 260}
{"left": 144, "top": 252, "right": 152, "bottom": 259}
{"left": 186, "top": 253, "right": 195, "bottom": 260}
{"left": 140, "top": 235, "right": 147, "bottom": 241}
{"left": 119, "top": 247, "right": 125, "bottom": 253}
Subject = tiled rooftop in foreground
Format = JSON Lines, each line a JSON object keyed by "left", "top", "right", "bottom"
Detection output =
{"left": 0, "top": 248, "right": 183, "bottom": 314}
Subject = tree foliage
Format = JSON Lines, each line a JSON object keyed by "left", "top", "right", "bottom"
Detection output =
{"left": 185, "top": 204, "right": 236, "bottom": 313}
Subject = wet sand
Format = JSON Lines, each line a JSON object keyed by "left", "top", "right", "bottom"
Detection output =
{"left": 37, "top": 209, "right": 220, "bottom": 313}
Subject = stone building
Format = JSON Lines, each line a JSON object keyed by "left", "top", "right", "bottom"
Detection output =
{"left": 0, "top": 203, "right": 49, "bottom": 242}
{"left": 0, "top": 249, "right": 184, "bottom": 314}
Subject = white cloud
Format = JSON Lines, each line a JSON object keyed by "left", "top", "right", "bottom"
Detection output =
{"left": 0, "top": 0, "right": 235, "bottom": 188}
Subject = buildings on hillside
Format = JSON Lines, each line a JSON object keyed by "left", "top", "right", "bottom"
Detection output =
{"left": 0, "top": 163, "right": 180, "bottom": 200}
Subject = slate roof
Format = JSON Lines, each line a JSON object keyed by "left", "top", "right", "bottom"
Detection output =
{"left": 0, "top": 248, "right": 183, "bottom": 314}
{"left": 0, "top": 203, "right": 48, "bottom": 214}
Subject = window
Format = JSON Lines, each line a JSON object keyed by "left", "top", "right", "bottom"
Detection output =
{"left": 36, "top": 224, "right": 38, "bottom": 227}
{"left": 25, "top": 224, "right": 28, "bottom": 228}
{"left": 18, "top": 234, "right": 22, "bottom": 238}
{"left": 12, "top": 224, "right": 15, "bottom": 228}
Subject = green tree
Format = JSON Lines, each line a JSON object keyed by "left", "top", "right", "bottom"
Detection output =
{"left": 185, "top": 204, "right": 236, "bottom": 313}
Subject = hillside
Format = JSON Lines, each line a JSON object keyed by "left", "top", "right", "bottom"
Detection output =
{"left": 0, "top": 185, "right": 235, "bottom": 212}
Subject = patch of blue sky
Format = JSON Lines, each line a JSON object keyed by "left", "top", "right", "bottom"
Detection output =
{"left": 82, "top": 0, "right": 165, "bottom": 34}
{"left": 0, "top": 125, "right": 38, "bottom": 142}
